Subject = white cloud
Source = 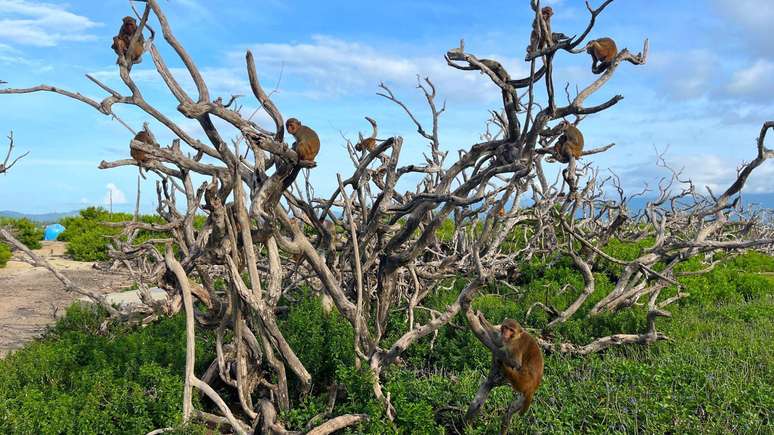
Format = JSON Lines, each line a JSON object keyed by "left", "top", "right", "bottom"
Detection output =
{"left": 91, "top": 35, "right": 526, "bottom": 112}
{"left": 619, "top": 152, "right": 774, "bottom": 195}
{"left": 713, "top": 0, "right": 774, "bottom": 52}
{"left": 0, "top": 0, "right": 100, "bottom": 47}
{"left": 649, "top": 49, "right": 721, "bottom": 100}
{"left": 239, "top": 35, "right": 528, "bottom": 102}
{"left": 103, "top": 183, "right": 127, "bottom": 205}
{"left": 725, "top": 59, "right": 774, "bottom": 101}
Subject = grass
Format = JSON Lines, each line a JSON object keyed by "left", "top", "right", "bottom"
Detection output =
{"left": 0, "top": 250, "right": 772, "bottom": 434}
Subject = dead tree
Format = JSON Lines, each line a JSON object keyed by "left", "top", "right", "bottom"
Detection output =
{"left": 1, "top": 0, "right": 772, "bottom": 433}
{"left": 0, "top": 132, "right": 28, "bottom": 175}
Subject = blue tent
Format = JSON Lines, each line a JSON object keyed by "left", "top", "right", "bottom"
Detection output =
{"left": 44, "top": 223, "right": 65, "bottom": 241}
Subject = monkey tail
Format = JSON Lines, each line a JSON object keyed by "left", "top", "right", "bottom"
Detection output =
{"left": 519, "top": 392, "right": 533, "bottom": 415}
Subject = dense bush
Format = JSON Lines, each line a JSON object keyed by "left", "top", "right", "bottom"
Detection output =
{"left": 59, "top": 207, "right": 205, "bottom": 261}
{"left": 1, "top": 249, "right": 772, "bottom": 433}
{"left": 0, "top": 304, "right": 211, "bottom": 434}
{"left": 0, "top": 242, "right": 10, "bottom": 268}
{"left": 58, "top": 207, "right": 130, "bottom": 261}
{"left": 0, "top": 217, "right": 44, "bottom": 250}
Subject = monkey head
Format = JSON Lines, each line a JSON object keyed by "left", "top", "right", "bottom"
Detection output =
{"left": 500, "top": 319, "right": 522, "bottom": 341}
{"left": 121, "top": 16, "right": 137, "bottom": 33}
{"left": 541, "top": 6, "right": 553, "bottom": 19}
{"left": 286, "top": 118, "right": 301, "bottom": 135}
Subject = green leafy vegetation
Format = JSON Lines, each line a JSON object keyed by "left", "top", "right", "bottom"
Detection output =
{"left": 59, "top": 207, "right": 133, "bottom": 261}
{"left": 1, "top": 249, "right": 772, "bottom": 434}
{"left": 0, "top": 217, "right": 44, "bottom": 267}
{"left": 59, "top": 207, "right": 205, "bottom": 262}
{"left": 0, "top": 304, "right": 211, "bottom": 434}
{"left": 0, "top": 242, "right": 11, "bottom": 268}
{"left": 0, "top": 217, "right": 44, "bottom": 250}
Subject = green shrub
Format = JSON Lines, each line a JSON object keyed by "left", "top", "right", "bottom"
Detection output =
{"left": 280, "top": 293, "right": 356, "bottom": 390}
{"left": 2, "top": 238, "right": 773, "bottom": 433}
{"left": 65, "top": 227, "right": 113, "bottom": 261}
{"left": 59, "top": 207, "right": 125, "bottom": 261}
{"left": 0, "top": 304, "right": 211, "bottom": 434}
{"left": 0, "top": 217, "right": 44, "bottom": 249}
{"left": 0, "top": 243, "right": 10, "bottom": 268}
{"left": 58, "top": 207, "right": 200, "bottom": 261}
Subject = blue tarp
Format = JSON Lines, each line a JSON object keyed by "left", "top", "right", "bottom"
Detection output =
{"left": 44, "top": 223, "right": 65, "bottom": 241}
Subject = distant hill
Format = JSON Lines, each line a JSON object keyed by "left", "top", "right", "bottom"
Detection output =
{"left": 0, "top": 210, "right": 79, "bottom": 223}
{"left": 627, "top": 193, "right": 774, "bottom": 213}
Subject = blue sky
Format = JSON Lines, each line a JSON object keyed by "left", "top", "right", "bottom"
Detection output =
{"left": 1, "top": 0, "right": 772, "bottom": 213}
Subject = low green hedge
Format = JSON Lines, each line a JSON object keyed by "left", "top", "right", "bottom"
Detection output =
{"left": 1, "top": 249, "right": 772, "bottom": 434}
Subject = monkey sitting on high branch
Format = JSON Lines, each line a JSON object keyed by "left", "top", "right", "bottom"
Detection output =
{"left": 586, "top": 37, "right": 618, "bottom": 74}
{"left": 111, "top": 16, "right": 144, "bottom": 68}
{"left": 282, "top": 118, "right": 320, "bottom": 190}
{"left": 552, "top": 121, "right": 584, "bottom": 164}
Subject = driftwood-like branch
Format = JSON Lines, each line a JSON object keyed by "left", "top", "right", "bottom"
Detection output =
{"left": 0, "top": 131, "right": 28, "bottom": 174}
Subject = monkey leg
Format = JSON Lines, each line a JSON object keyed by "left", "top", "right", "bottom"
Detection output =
{"left": 499, "top": 394, "right": 525, "bottom": 435}
{"left": 465, "top": 371, "right": 500, "bottom": 425}
{"left": 592, "top": 61, "right": 609, "bottom": 75}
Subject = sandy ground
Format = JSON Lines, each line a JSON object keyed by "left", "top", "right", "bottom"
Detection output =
{"left": 0, "top": 241, "right": 132, "bottom": 358}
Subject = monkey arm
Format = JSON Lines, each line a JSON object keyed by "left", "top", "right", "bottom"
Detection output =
{"left": 464, "top": 307, "right": 501, "bottom": 352}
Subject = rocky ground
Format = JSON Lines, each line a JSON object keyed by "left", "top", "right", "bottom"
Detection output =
{"left": 0, "top": 241, "right": 131, "bottom": 357}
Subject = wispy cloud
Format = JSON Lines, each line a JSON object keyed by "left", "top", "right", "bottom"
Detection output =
{"left": 712, "top": 0, "right": 774, "bottom": 54}
{"left": 239, "top": 35, "right": 527, "bottom": 102}
{"left": 649, "top": 49, "right": 722, "bottom": 100}
{"left": 103, "top": 183, "right": 127, "bottom": 205}
{"left": 724, "top": 59, "right": 774, "bottom": 102}
{"left": 619, "top": 152, "right": 774, "bottom": 194}
{"left": 0, "top": 0, "right": 100, "bottom": 47}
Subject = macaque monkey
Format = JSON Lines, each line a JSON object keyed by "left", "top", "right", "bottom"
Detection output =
{"left": 130, "top": 130, "right": 153, "bottom": 165}
{"left": 499, "top": 318, "right": 544, "bottom": 415}
{"left": 586, "top": 37, "right": 617, "bottom": 74}
{"left": 479, "top": 58, "right": 512, "bottom": 83}
{"left": 497, "top": 207, "right": 506, "bottom": 218}
{"left": 286, "top": 118, "right": 320, "bottom": 162}
{"left": 111, "top": 16, "right": 144, "bottom": 66}
{"left": 528, "top": 6, "right": 554, "bottom": 53}
{"left": 355, "top": 117, "right": 378, "bottom": 152}
{"left": 282, "top": 118, "right": 320, "bottom": 190}
{"left": 464, "top": 309, "right": 545, "bottom": 432}
{"left": 355, "top": 137, "right": 376, "bottom": 152}
{"left": 553, "top": 121, "right": 584, "bottom": 163}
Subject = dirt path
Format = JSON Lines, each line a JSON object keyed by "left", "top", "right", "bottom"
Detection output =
{"left": 0, "top": 241, "right": 132, "bottom": 358}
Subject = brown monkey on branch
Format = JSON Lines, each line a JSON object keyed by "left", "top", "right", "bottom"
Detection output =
{"left": 355, "top": 116, "right": 378, "bottom": 152}
{"left": 111, "top": 16, "right": 144, "bottom": 67}
{"left": 130, "top": 130, "right": 153, "bottom": 165}
{"left": 463, "top": 308, "right": 544, "bottom": 433}
{"left": 479, "top": 59, "right": 512, "bottom": 83}
{"left": 528, "top": 6, "right": 554, "bottom": 53}
{"left": 499, "top": 319, "right": 544, "bottom": 416}
{"left": 586, "top": 37, "right": 617, "bottom": 74}
{"left": 552, "top": 121, "right": 584, "bottom": 163}
{"left": 130, "top": 129, "right": 158, "bottom": 178}
{"left": 282, "top": 118, "right": 320, "bottom": 190}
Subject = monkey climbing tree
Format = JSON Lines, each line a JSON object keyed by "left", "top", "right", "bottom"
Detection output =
{"left": 1, "top": 0, "right": 773, "bottom": 433}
